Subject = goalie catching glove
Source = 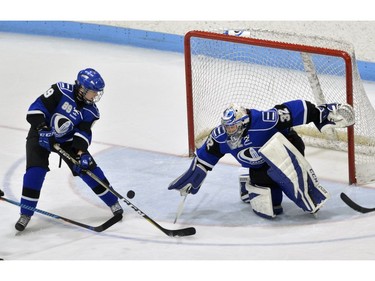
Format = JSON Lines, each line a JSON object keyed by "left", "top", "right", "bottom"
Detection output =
{"left": 316, "top": 103, "right": 355, "bottom": 132}
{"left": 168, "top": 157, "right": 209, "bottom": 196}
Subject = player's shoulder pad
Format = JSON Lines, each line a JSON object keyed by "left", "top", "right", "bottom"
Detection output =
{"left": 210, "top": 126, "right": 227, "bottom": 143}
{"left": 56, "top": 82, "right": 74, "bottom": 95}
{"left": 249, "top": 108, "right": 279, "bottom": 131}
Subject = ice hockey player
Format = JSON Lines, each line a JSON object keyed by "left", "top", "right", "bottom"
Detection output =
{"left": 168, "top": 100, "right": 355, "bottom": 219}
{"left": 15, "top": 68, "right": 123, "bottom": 231}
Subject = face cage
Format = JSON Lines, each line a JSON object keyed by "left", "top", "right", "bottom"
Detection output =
{"left": 227, "top": 126, "right": 245, "bottom": 149}
{"left": 223, "top": 123, "right": 241, "bottom": 135}
{"left": 78, "top": 86, "right": 104, "bottom": 104}
{"left": 221, "top": 122, "right": 245, "bottom": 149}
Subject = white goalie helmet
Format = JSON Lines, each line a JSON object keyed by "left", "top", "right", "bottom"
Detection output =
{"left": 221, "top": 103, "right": 249, "bottom": 148}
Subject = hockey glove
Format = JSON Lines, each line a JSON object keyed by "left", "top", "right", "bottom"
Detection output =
{"left": 316, "top": 103, "right": 355, "bottom": 132}
{"left": 38, "top": 126, "right": 56, "bottom": 152}
{"left": 168, "top": 157, "right": 208, "bottom": 196}
{"left": 73, "top": 153, "right": 94, "bottom": 174}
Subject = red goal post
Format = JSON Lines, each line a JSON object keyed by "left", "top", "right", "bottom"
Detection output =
{"left": 184, "top": 30, "right": 359, "bottom": 184}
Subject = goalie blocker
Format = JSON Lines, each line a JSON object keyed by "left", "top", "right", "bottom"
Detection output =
{"left": 242, "top": 132, "right": 330, "bottom": 218}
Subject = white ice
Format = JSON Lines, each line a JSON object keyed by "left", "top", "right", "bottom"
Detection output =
{"left": 1, "top": 32, "right": 375, "bottom": 278}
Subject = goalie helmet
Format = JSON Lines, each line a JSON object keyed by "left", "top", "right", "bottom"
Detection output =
{"left": 75, "top": 68, "right": 105, "bottom": 104}
{"left": 221, "top": 104, "right": 249, "bottom": 149}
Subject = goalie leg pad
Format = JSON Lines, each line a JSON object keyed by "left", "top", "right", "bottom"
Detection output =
{"left": 259, "top": 132, "right": 330, "bottom": 213}
{"left": 239, "top": 174, "right": 283, "bottom": 215}
{"left": 245, "top": 183, "right": 278, "bottom": 219}
{"left": 239, "top": 174, "right": 250, "bottom": 203}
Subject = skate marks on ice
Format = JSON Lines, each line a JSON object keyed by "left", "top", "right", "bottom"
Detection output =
{"left": 75, "top": 147, "right": 372, "bottom": 224}
{"left": 2, "top": 145, "right": 375, "bottom": 260}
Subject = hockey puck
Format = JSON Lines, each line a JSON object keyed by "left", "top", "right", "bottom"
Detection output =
{"left": 126, "top": 190, "right": 135, "bottom": 199}
{"left": 0, "top": 189, "right": 4, "bottom": 197}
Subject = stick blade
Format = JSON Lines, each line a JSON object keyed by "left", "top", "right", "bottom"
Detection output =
{"left": 167, "top": 227, "right": 196, "bottom": 237}
{"left": 340, "top": 192, "right": 375, "bottom": 214}
{"left": 94, "top": 214, "right": 123, "bottom": 232}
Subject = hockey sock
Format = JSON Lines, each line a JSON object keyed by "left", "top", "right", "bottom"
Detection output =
{"left": 80, "top": 167, "right": 118, "bottom": 206}
{"left": 21, "top": 167, "right": 48, "bottom": 216}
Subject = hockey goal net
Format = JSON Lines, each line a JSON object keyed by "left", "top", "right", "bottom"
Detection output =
{"left": 184, "top": 29, "right": 375, "bottom": 185}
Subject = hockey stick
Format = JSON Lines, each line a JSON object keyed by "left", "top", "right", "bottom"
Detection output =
{"left": 173, "top": 193, "right": 188, "bottom": 224}
{"left": 54, "top": 144, "right": 196, "bottom": 237}
{"left": 173, "top": 186, "right": 191, "bottom": 224}
{"left": 340, "top": 192, "right": 375, "bottom": 214}
{"left": 0, "top": 191, "right": 122, "bottom": 232}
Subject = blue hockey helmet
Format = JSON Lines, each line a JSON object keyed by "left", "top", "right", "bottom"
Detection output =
{"left": 75, "top": 68, "right": 105, "bottom": 104}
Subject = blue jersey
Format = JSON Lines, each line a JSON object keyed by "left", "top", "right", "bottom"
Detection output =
{"left": 27, "top": 82, "right": 100, "bottom": 150}
{"left": 196, "top": 100, "right": 317, "bottom": 169}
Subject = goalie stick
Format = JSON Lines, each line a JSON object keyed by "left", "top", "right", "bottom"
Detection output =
{"left": 340, "top": 192, "right": 375, "bottom": 213}
{"left": 0, "top": 190, "right": 122, "bottom": 232}
{"left": 54, "top": 144, "right": 196, "bottom": 237}
{"left": 173, "top": 193, "right": 188, "bottom": 224}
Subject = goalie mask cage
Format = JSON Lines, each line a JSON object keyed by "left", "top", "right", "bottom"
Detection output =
{"left": 184, "top": 29, "right": 375, "bottom": 185}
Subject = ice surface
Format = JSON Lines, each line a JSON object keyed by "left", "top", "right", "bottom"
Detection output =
{"left": 1, "top": 32, "right": 375, "bottom": 279}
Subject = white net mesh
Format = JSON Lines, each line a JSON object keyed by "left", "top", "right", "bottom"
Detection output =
{"left": 186, "top": 28, "right": 375, "bottom": 184}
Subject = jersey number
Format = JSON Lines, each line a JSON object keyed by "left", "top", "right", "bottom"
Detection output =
{"left": 62, "top": 101, "right": 73, "bottom": 114}
{"left": 277, "top": 108, "right": 291, "bottom": 123}
{"left": 43, "top": 88, "right": 54, "bottom": 98}
{"left": 206, "top": 135, "right": 214, "bottom": 150}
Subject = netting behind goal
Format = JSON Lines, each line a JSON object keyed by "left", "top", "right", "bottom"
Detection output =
{"left": 184, "top": 29, "right": 375, "bottom": 185}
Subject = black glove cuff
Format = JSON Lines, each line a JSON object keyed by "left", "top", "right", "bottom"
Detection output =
{"left": 196, "top": 159, "right": 211, "bottom": 172}
{"left": 36, "top": 122, "right": 49, "bottom": 132}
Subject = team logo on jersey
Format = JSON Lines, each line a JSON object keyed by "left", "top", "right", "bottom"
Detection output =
{"left": 237, "top": 147, "right": 264, "bottom": 165}
{"left": 51, "top": 113, "right": 74, "bottom": 138}
{"left": 70, "top": 108, "right": 81, "bottom": 120}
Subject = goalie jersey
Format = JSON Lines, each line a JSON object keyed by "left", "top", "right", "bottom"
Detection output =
{"left": 196, "top": 100, "right": 322, "bottom": 169}
{"left": 26, "top": 82, "right": 100, "bottom": 151}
